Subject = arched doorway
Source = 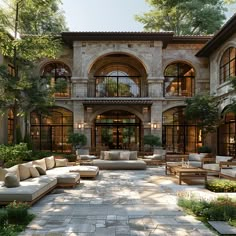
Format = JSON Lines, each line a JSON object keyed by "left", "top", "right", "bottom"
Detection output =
{"left": 94, "top": 110, "right": 141, "bottom": 150}
{"left": 163, "top": 107, "right": 201, "bottom": 153}
{"left": 30, "top": 107, "right": 73, "bottom": 153}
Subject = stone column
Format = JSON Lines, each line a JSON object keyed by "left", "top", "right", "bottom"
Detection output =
{"left": 150, "top": 101, "right": 163, "bottom": 140}
{"left": 147, "top": 41, "right": 164, "bottom": 98}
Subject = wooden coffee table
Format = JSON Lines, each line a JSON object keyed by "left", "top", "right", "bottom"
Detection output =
{"left": 166, "top": 163, "right": 207, "bottom": 185}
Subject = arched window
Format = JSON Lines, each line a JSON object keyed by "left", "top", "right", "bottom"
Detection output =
{"left": 30, "top": 107, "right": 73, "bottom": 153}
{"left": 164, "top": 62, "right": 195, "bottom": 97}
{"left": 41, "top": 62, "right": 71, "bottom": 98}
{"left": 94, "top": 64, "right": 141, "bottom": 97}
{"left": 220, "top": 47, "right": 236, "bottom": 84}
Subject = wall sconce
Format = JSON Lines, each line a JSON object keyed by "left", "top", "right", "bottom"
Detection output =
{"left": 77, "top": 123, "right": 84, "bottom": 129}
{"left": 151, "top": 122, "right": 161, "bottom": 129}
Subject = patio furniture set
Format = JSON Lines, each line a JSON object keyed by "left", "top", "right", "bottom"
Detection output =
{"left": 0, "top": 150, "right": 235, "bottom": 206}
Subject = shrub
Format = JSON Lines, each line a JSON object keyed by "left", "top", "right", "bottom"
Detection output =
{"left": 0, "top": 143, "right": 32, "bottom": 167}
{"left": 205, "top": 179, "right": 236, "bottom": 192}
{"left": 6, "top": 201, "right": 29, "bottom": 225}
{"left": 0, "top": 209, "right": 7, "bottom": 226}
{"left": 178, "top": 196, "right": 236, "bottom": 223}
{"left": 64, "top": 154, "right": 77, "bottom": 162}
{"left": 32, "top": 151, "right": 53, "bottom": 159}
{"left": 197, "top": 145, "right": 212, "bottom": 153}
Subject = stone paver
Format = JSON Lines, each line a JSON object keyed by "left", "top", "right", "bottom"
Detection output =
{"left": 19, "top": 166, "right": 234, "bottom": 236}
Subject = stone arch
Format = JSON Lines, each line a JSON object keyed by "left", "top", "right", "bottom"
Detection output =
{"left": 38, "top": 59, "right": 72, "bottom": 75}
{"left": 88, "top": 105, "right": 144, "bottom": 123}
{"left": 162, "top": 101, "right": 186, "bottom": 113}
{"left": 86, "top": 50, "right": 149, "bottom": 76}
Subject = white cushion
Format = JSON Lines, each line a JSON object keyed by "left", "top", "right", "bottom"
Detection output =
{"left": 29, "top": 166, "right": 40, "bottom": 178}
{"left": 18, "top": 164, "right": 32, "bottom": 181}
{"left": 215, "top": 156, "right": 232, "bottom": 164}
{"left": 55, "top": 159, "right": 68, "bottom": 167}
{"left": 203, "top": 163, "right": 220, "bottom": 171}
{"left": 221, "top": 168, "right": 236, "bottom": 178}
{"left": 120, "top": 152, "right": 130, "bottom": 160}
{"left": 33, "top": 158, "right": 47, "bottom": 171}
{"left": 45, "top": 156, "right": 55, "bottom": 169}
{"left": 188, "top": 153, "right": 206, "bottom": 161}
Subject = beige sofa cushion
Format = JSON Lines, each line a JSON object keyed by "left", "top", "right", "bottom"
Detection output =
{"left": 34, "top": 165, "right": 46, "bottom": 175}
{"left": 0, "top": 167, "right": 8, "bottom": 181}
{"left": 18, "top": 164, "right": 31, "bottom": 181}
{"left": 0, "top": 165, "right": 20, "bottom": 181}
{"left": 55, "top": 158, "right": 68, "bottom": 167}
{"left": 4, "top": 173, "right": 20, "bottom": 188}
{"left": 33, "top": 158, "right": 47, "bottom": 171}
{"left": 129, "top": 151, "right": 138, "bottom": 160}
{"left": 45, "top": 156, "right": 55, "bottom": 170}
{"left": 109, "top": 152, "right": 120, "bottom": 160}
{"left": 120, "top": 152, "right": 130, "bottom": 160}
{"left": 29, "top": 166, "right": 40, "bottom": 178}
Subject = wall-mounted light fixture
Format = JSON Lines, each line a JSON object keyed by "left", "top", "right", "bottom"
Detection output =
{"left": 151, "top": 122, "right": 161, "bottom": 129}
{"left": 77, "top": 122, "right": 84, "bottom": 129}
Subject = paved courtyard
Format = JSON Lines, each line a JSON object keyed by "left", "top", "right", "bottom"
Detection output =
{"left": 20, "top": 166, "right": 231, "bottom": 236}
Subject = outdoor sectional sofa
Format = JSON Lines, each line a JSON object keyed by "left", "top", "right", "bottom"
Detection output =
{"left": 92, "top": 150, "right": 146, "bottom": 170}
{"left": 0, "top": 156, "right": 99, "bottom": 205}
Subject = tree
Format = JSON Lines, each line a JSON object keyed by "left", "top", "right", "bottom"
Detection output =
{"left": 184, "top": 94, "right": 219, "bottom": 145}
{"left": 68, "top": 133, "right": 87, "bottom": 151}
{"left": 135, "top": 0, "right": 232, "bottom": 35}
{"left": 0, "top": 0, "right": 67, "bottom": 144}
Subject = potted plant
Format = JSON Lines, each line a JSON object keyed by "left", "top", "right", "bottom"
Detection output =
{"left": 67, "top": 132, "right": 87, "bottom": 155}
{"left": 143, "top": 134, "right": 162, "bottom": 152}
{"left": 197, "top": 145, "right": 212, "bottom": 154}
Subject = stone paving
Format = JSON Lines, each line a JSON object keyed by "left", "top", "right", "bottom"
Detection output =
{"left": 19, "top": 166, "right": 233, "bottom": 236}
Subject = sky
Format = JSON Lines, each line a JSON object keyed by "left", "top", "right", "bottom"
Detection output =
{"left": 61, "top": 0, "right": 150, "bottom": 32}
{"left": 61, "top": 0, "right": 236, "bottom": 32}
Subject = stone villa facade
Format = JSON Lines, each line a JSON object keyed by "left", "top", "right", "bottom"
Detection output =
{"left": 1, "top": 14, "right": 236, "bottom": 156}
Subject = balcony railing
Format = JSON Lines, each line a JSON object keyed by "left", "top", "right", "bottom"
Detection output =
{"left": 88, "top": 76, "right": 148, "bottom": 97}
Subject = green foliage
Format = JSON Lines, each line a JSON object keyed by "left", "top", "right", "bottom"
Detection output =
{"left": 144, "top": 134, "right": 162, "bottom": 148}
{"left": 0, "top": 209, "right": 8, "bottom": 227}
{"left": 68, "top": 133, "right": 87, "bottom": 149}
{"left": 178, "top": 196, "right": 236, "bottom": 223}
{"left": 185, "top": 94, "right": 219, "bottom": 143}
{"left": 205, "top": 179, "right": 236, "bottom": 192}
{"left": 31, "top": 151, "right": 53, "bottom": 159}
{"left": 197, "top": 146, "right": 212, "bottom": 153}
{"left": 0, "top": 143, "right": 32, "bottom": 167}
{"left": 135, "top": 0, "right": 227, "bottom": 35}
{"left": 64, "top": 154, "right": 77, "bottom": 162}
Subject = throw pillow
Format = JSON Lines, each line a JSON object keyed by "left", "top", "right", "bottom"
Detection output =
{"left": 4, "top": 173, "right": 20, "bottom": 188}
{"left": 120, "top": 152, "right": 130, "bottom": 160}
{"left": 129, "top": 151, "right": 138, "bottom": 160}
{"left": 33, "top": 165, "right": 46, "bottom": 175}
{"left": 29, "top": 166, "right": 40, "bottom": 178}
{"left": 100, "top": 151, "right": 105, "bottom": 160}
{"left": 33, "top": 158, "right": 47, "bottom": 171}
{"left": 0, "top": 167, "right": 8, "bottom": 181}
{"left": 18, "top": 164, "right": 31, "bottom": 181}
{"left": 104, "top": 151, "right": 110, "bottom": 160}
{"left": 55, "top": 158, "right": 68, "bottom": 167}
{"left": 109, "top": 152, "right": 120, "bottom": 160}
{"left": 45, "top": 156, "right": 55, "bottom": 170}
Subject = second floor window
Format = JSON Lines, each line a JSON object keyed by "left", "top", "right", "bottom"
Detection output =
{"left": 95, "top": 70, "right": 141, "bottom": 97}
{"left": 164, "top": 62, "right": 195, "bottom": 97}
{"left": 220, "top": 47, "right": 236, "bottom": 84}
{"left": 41, "top": 62, "right": 71, "bottom": 98}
